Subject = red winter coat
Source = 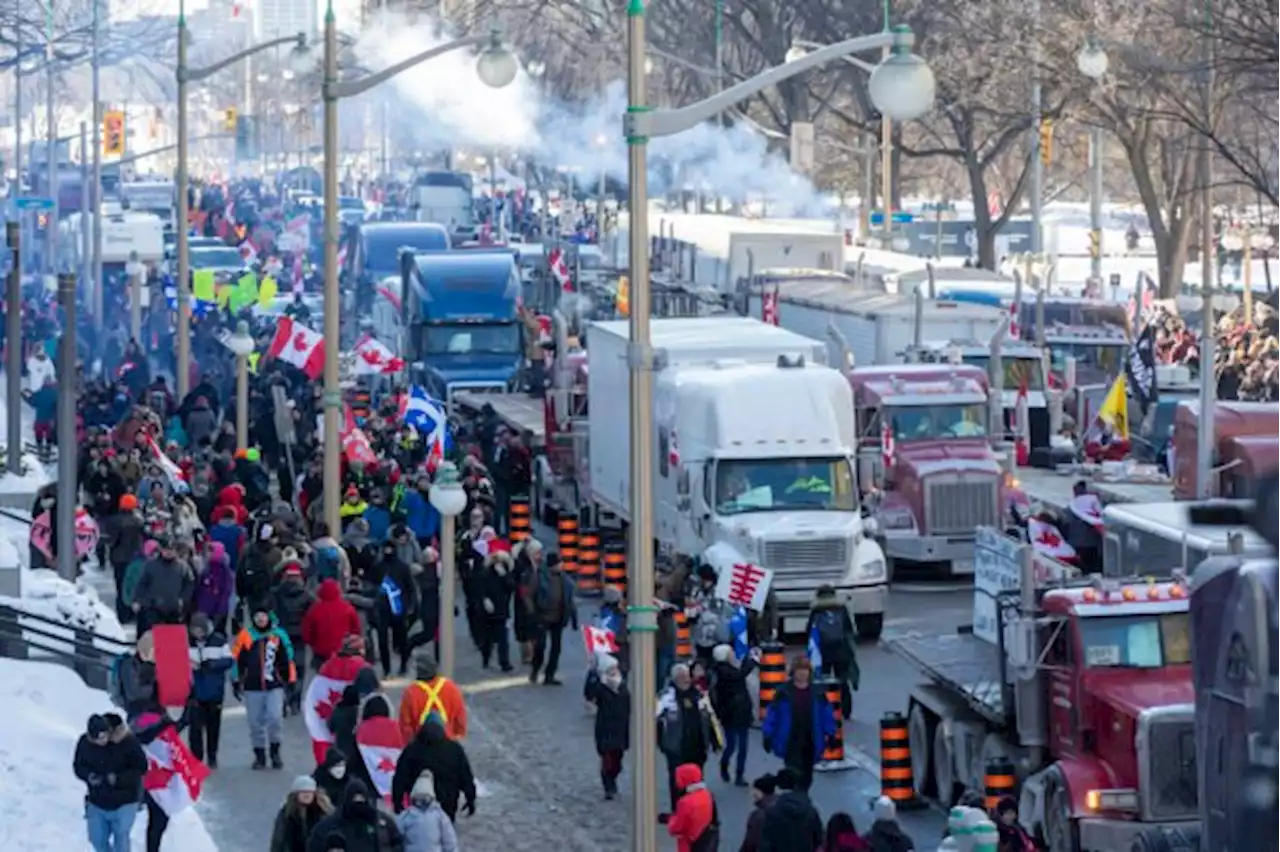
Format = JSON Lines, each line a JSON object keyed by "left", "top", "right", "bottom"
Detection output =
{"left": 668, "top": 764, "right": 715, "bottom": 852}
{"left": 216, "top": 484, "right": 248, "bottom": 525}
{"left": 301, "top": 580, "right": 362, "bottom": 659}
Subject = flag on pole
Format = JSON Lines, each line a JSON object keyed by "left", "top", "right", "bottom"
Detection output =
{"left": 142, "top": 433, "right": 189, "bottom": 493}
{"left": 266, "top": 315, "right": 326, "bottom": 379}
{"left": 548, "top": 247, "right": 573, "bottom": 291}
{"left": 403, "top": 385, "right": 452, "bottom": 460}
{"left": 806, "top": 622, "right": 824, "bottom": 671}
{"left": 353, "top": 336, "right": 405, "bottom": 375}
{"left": 139, "top": 713, "right": 210, "bottom": 817}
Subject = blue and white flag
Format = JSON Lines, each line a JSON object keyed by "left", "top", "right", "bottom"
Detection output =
{"left": 729, "top": 605, "right": 749, "bottom": 661}
{"left": 403, "top": 385, "right": 452, "bottom": 460}
{"left": 806, "top": 622, "right": 824, "bottom": 671}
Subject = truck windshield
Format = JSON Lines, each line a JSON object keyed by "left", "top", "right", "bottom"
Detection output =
{"left": 1049, "top": 341, "right": 1126, "bottom": 378}
{"left": 190, "top": 247, "right": 242, "bottom": 268}
{"left": 886, "top": 403, "right": 987, "bottom": 441}
{"left": 1079, "top": 612, "right": 1192, "bottom": 668}
{"left": 714, "top": 457, "right": 856, "bottom": 514}
{"left": 425, "top": 323, "right": 519, "bottom": 356}
{"left": 960, "top": 357, "right": 1045, "bottom": 392}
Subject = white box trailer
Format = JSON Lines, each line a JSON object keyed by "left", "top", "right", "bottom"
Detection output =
{"left": 749, "top": 279, "right": 1006, "bottom": 368}
{"left": 726, "top": 231, "right": 845, "bottom": 293}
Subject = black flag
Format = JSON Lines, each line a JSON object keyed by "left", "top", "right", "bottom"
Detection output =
{"left": 1126, "top": 323, "right": 1159, "bottom": 416}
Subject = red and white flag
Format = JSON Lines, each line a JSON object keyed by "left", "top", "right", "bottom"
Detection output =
{"left": 713, "top": 562, "right": 774, "bottom": 612}
{"left": 356, "top": 715, "right": 405, "bottom": 802}
{"left": 353, "top": 336, "right": 404, "bottom": 375}
{"left": 761, "top": 288, "right": 780, "bottom": 326}
{"left": 582, "top": 625, "right": 619, "bottom": 655}
{"left": 342, "top": 428, "right": 378, "bottom": 465}
{"left": 1008, "top": 299, "right": 1020, "bottom": 341}
{"left": 239, "top": 240, "right": 258, "bottom": 266}
{"left": 548, "top": 248, "right": 573, "bottom": 291}
{"left": 881, "top": 419, "right": 896, "bottom": 472}
{"left": 142, "top": 433, "right": 188, "bottom": 491}
{"left": 306, "top": 657, "right": 370, "bottom": 763}
{"left": 1069, "top": 493, "right": 1105, "bottom": 532}
{"left": 267, "top": 315, "right": 325, "bottom": 379}
{"left": 140, "top": 716, "right": 210, "bottom": 817}
{"left": 1028, "top": 518, "right": 1078, "bottom": 563}
{"left": 1013, "top": 380, "right": 1030, "bottom": 466}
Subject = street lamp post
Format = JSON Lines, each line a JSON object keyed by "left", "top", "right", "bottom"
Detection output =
{"left": 225, "top": 320, "right": 255, "bottom": 449}
{"left": 126, "top": 253, "right": 145, "bottom": 341}
{"left": 318, "top": 4, "right": 517, "bottom": 536}
{"left": 622, "top": 16, "right": 933, "bottom": 844}
{"left": 175, "top": 1, "right": 307, "bottom": 399}
{"left": 1077, "top": 40, "right": 1109, "bottom": 284}
{"left": 428, "top": 462, "right": 468, "bottom": 678}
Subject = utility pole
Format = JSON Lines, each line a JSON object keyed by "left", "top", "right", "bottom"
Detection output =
{"left": 5, "top": 223, "right": 21, "bottom": 476}
{"left": 1028, "top": 0, "right": 1043, "bottom": 254}
{"left": 44, "top": 2, "right": 58, "bottom": 278}
{"left": 79, "top": 122, "right": 88, "bottom": 294}
{"left": 13, "top": 0, "right": 22, "bottom": 216}
{"left": 55, "top": 271, "right": 77, "bottom": 581}
{"left": 1195, "top": 0, "right": 1216, "bottom": 499}
{"left": 91, "top": 0, "right": 103, "bottom": 331}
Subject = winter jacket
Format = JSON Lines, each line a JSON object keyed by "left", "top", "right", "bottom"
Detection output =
{"left": 475, "top": 561, "right": 515, "bottom": 620}
{"left": 73, "top": 731, "right": 148, "bottom": 810}
{"left": 105, "top": 511, "right": 145, "bottom": 568}
{"left": 209, "top": 519, "right": 246, "bottom": 572}
{"left": 373, "top": 555, "right": 419, "bottom": 620}
{"left": 865, "top": 820, "right": 915, "bottom": 852}
{"left": 193, "top": 557, "right": 234, "bottom": 621}
{"left": 189, "top": 632, "right": 234, "bottom": 703}
{"left": 761, "top": 681, "right": 837, "bottom": 765}
{"left": 314, "top": 745, "right": 350, "bottom": 803}
{"left": 185, "top": 403, "right": 218, "bottom": 449}
{"left": 306, "top": 779, "right": 405, "bottom": 852}
{"left": 133, "top": 556, "right": 195, "bottom": 614}
{"left": 302, "top": 580, "right": 362, "bottom": 659}
{"left": 584, "top": 671, "right": 631, "bottom": 754}
{"left": 533, "top": 567, "right": 578, "bottom": 627}
{"left": 657, "top": 685, "right": 721, "bottom": 764}
{"left": 803, "top": 599, "right": 861, "bottom": 688}
{"left": 710, "top": 658, "right": 757, "bottom": 729}
{"left": 412, "top": 563, "right": 441, "bottom": 640}
{"left": 391, "top": 722, "right": 476, "bottom": 820}
{"left": 397, "top": 675, "right": 467, "bottom": 744}
{"left": 740, "top": 793, "right": 775, "bottom": 852}
{"left": 758, "top": 790, "right": 824, "bottom": 852}
{"left": 230, "top": 614, "right": 296, "bottom": 691}
{"left": 364, "top": 504, "right": 392, "bottom": 543}
{"left": 401, "top": 489, "right": 438, "bottom": 542}
{"left": 667, "top": 763, "right": 717, "bottom": 852}
{"left": 273, "top": 578, "right": 315, "bottom": 639}
{"left": 330, "top": 668, "right": 380, "bottom": 765}
{"left": 311, "top": 535, "right": 352, "bottom": 585}
{"left": 87, "top": 469, "right": 127, "bottom": 521}
{"left": 397, "top": 799, "right": 459, "bottom": 852}
{"left": 111, "top": 653, "right": 159, "bottom": 719}
{"left": 270, "top": 800, "right": 328, "bottom": 852}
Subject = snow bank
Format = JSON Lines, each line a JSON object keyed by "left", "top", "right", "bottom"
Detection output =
{"left": 0, "top": 452, "right": 52, "bottom": 494}
{"left": 0, "top": 659, "right": 219, "bottom": 852}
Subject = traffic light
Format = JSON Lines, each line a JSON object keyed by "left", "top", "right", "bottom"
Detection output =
{"left": 1039, "top": 119, "right": 1053, "bottom": 166}
{"left": 103, "top": 110, "right": 125, "bottom": 156}
{"left": 223, "top": 108, "right": 238, "bottom": 133}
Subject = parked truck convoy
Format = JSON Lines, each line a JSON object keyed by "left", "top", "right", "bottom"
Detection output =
{"left": 725, "top": 231, "right": 846, "bottom": 293}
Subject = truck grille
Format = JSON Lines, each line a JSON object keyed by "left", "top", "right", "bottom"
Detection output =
{"left": 761, "top": 538, "right": 848, "bottom": 579}
{"left": 926, "top": 477, "right": 999, "bottom": 535}
{"left": 1143, "top": 716, "right": 1198, "bottom": 821}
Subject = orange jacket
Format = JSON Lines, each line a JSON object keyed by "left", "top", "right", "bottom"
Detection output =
{"left": 397, "top": 676, "right": 467, "bottom": 743}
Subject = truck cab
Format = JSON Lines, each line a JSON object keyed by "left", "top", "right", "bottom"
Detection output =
{"left": 1171, "top": 400, "right": 1279, "bottom": 499}
{"left": 849, "top": 363, "right": 1009, "bottom": 574}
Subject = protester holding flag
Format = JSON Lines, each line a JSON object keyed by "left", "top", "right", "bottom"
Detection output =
{"left": 709, "top": 643, "right": 757, "bottom": 787}
{"left": 656, "top": 663, "right": 722, "bottom": 820}
{"left": 760, "top": 656, "right": 836, "bottom": 793}
{"left": 1082, "top": 373, "right": 1131, "bottom": 463}
{"left": 369, "top": 540, "right": 420, "bottom": 678}
{"left": 583, "top": 652, "right": 631, "bottom": 800}
{"left": 802, "top": 585, "right": 861, "bottom": 718}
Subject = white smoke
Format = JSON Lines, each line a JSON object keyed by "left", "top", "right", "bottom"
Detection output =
{"left": 351, "top": 11, "right": 824, "bottom": 214}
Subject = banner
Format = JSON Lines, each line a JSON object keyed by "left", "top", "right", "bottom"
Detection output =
{"left": 142, "top": 721, "right": 210, "bottom": 817}
{"left": 151, "top": 624, "right": 192, "bottom": 709}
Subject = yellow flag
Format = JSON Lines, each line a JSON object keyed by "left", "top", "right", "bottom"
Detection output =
{"left": 257, "top": 275, "right": 278, "bottom": 307}
{"left": 1097, "top": 373, "right": 1129, "bottom": 440}
{"left": 616, "top": 275, "right": 630, "bottom": 317}
{"left": 247, "top": 352, "right": 261, "bottom": 374}
{"left": 193, "top": 269, "right": 216, "bottom": 303}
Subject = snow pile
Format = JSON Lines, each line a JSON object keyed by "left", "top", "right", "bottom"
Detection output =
{"left": 0, "top": 659, "right": 219, "bottom": 852}
{"left": 0, "top": 568, "right": 127, "bottom": 641}
{"left": 0, "top": 452, "right": 52, "bottom": 495}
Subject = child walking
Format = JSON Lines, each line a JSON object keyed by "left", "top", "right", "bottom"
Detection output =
{"left": 584, "top": 652, "right": 631, "bottom": 799}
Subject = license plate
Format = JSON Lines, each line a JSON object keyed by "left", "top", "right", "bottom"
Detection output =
{"left": 952, "top": 558, "right": 975, "bottom": 575}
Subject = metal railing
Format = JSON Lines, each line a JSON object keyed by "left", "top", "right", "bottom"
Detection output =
{"left": 0, "top": 602, "right": 131, "bottom": 691}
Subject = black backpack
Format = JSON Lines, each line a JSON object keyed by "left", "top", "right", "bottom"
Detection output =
{"left": 815, "top": 609, "right": 845, "bottom": 654}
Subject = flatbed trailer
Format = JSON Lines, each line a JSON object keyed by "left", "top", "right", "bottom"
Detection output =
{"left": 882, "top": 631, "right": 1008, "bottom": 726}
{"left": 450, "top": 390, "right": 547, "bottom": 451}
{"left": 1016, "top": 466, "right": 1174, "bottom": 513}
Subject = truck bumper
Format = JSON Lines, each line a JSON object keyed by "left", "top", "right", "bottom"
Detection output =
{"left": 776, "top": 584, "right": 887, "bottom": 632}
{"left": 1078, "top": 817, "right": 1199, "bottom": 851}
{"left": 884, "top": 534, "right": 975, "bottom": 572}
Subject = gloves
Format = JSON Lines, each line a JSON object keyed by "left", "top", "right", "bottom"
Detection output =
{"left": 232, "top": 683, "right": 244, "bottom": 702}
{"left": 86, "top": 773, "right": 103, "bottom": 787}
{"left": 482, "top": 598, "right": 494, "bottom": 615}
{"left": 463, "top": 800, "right": 476, "bottom": 817}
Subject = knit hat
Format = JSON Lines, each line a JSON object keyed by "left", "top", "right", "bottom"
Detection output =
{"left": 712, "top": 644, "right": 733, "bottom": 664}
{"left": 752, "top": 774, "right": 776, "bottom": 796}
{"left": 119, "top": 494, "right": 138, "bottom": 511}
{"left": 87, "top": 714, "right": 110, "bottom": 739}
{"left": 602, "top": 586, "right": 622, "bottom": 604}
{"left": 143, "top": 540, "right": 159, "bottom": 558}
{"left": 873, "top": 795, "right": 897, "bottom": 822}
{"left": 413, "top": 650, "right": 438, "bottom": 680}
{"left": 410, "top": 771, "right": 436, "bottom": 801}
{"left": 291, "top": 775, "right": 318, "bottom": 794}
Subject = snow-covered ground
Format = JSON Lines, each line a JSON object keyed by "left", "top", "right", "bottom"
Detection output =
{"left": 0, "top": 659, "right": 219, "bottom": 851}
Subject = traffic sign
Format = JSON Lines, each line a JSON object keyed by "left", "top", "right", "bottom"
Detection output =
{"left": 15, "top": 197, "right": 54, "bottom": 211}
{"left": 870, "top": 210, "right": 915, "bottom": 226}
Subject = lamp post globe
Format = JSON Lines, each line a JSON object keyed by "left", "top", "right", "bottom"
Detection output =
{"left": 429, "top": 462, "right": 469, "bottom": 517}
{"left": 288, "top": 36, "right": 314, "bottom": 74}
{"left": 477, "top": 43, "right": 519, "bottom": 89}
{"left": 784, "top": 45, "right": 808, "bottom": 64}
{"left": 1076, "top": 42, "right": 1109, "bottom": 79}
{"left": 869, "top": 48, "right": 935, "bottom": 121}
{"left": 227, "top": 320, "right": 255, "bottom": 357}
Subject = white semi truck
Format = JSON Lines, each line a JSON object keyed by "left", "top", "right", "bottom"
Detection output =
{"left": 582, "top": 316, "right": 889, "bottom": 637}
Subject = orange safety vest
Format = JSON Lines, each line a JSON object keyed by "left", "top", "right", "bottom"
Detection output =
{"left": 415, "top": 678, "right": 449, "bottom": 725}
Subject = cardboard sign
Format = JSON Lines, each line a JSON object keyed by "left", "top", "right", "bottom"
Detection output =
{"left": 713, "top": 562, "right": 774, "bottom": 612}
{"left": 150, "top": 624, "right": 193, "bottom": 709}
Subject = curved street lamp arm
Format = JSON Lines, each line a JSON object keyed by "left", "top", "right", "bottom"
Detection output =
{"left": 329, "top": 33, "right": 487, "bottom": 100}
{"left": 183, "top": 33, "right": 305, "bottom": 83}
{"left": 628, "top": 29, "right": 895, "bottom": 139}
{"left": 793, "top": 39, "right": 878, "bottom": 73}
{"left": 114, "top": 134, "right": 233, "bottom": 166}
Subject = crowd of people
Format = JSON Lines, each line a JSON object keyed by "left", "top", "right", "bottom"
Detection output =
{"left": 1150, "top": 299, "right": 1279, "bottom": 401}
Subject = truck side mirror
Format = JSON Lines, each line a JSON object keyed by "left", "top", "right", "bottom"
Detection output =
{"left": 676, "top": 467, "right": 690, "bottom": 496}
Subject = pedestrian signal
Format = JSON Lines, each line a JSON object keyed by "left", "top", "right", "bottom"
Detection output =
{"left": 1039, "top": 119, "right": 1053, "bottom": 166}
{"left": 103, "top": 110, "right": 125, "bottom": 156}
{"left": 224, "top": 108, "right": 238, "bottom": 132}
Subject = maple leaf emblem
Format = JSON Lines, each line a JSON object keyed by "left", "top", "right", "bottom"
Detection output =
{"left": 314, "top": 688, "right": 344, "bottom": 721}
{"left": 293, "top": 331, "right": 310, "bottom": 351}
{"left": 1036, "top": 528, "right": 1063, "bottom": 548}
{"left": 376, "top": 756, "right": 397, "bottom": 774}
{"left": 359, "top": 347, "right": 384, "bottom": 366}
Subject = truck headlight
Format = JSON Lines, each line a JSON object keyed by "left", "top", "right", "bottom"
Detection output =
{"left": 856, "top": 559, "right": 886, "bottom": 581}
{"left": 1085, "top": 788, "right": 1139, "bottom": 812}
{"left": 878, "top": 506, "right": 916, "bottom": 532}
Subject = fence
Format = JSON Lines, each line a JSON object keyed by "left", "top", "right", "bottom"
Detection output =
{"left": 0, "top": 603, "right": 130, "bottom": 691}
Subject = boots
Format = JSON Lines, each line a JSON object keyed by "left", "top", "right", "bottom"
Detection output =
{"left": 252, "top": 748, "right": 267, "bottom": 770}
{"left": 602, "top": 772, "right": 617, "bottom": 800}
{"left": 269, "top": 743, "right": 283, "bottom": 770}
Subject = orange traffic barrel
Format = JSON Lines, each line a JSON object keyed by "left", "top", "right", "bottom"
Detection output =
{"left": 880, "top": 712, "right": 923, "bottom": 808}
{"left": 673, "top": 611, "right": 693, "bottom": 660}
{"left": 819, "top": 678, "right": 848, "bottom": 766}
{"left": 577, "top": 528, "right": 602, "bottom": 594}
{"left": 757, "top": 641, "right": 786, "bottom": 721}
{"left": 602, "top": 541, "right": 627, "bottom": 598}
{"left": 557, "top": 511, "right": 579, "bottom": 575}
{"left": 984, "top": 756, "right": 1017, "bottom": 812}
{"left": 509, "top": 495, "right": 531, "bottom": 543}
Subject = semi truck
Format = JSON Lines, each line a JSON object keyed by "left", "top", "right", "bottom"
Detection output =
{"left": 886, "top": 527, "right": 1197, "bottom": 852}
{"left": 581, "top": 316, "right": 889, "bottom": 637}
{"left": 411, "top": 170, "right": 478, "bottom": 244}
{"left": 1170, "top": 399, "right": 1279, "bottom": 500}
{"left": 725, "top": 231, "right": 845, "bottom": 293}
{"left": 1100, "top": 499, "right": 1272, "bottom": 578}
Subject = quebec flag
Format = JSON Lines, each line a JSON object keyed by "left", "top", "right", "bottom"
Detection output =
{"left": 806, "top": 621, "right": 823, "bottom": 671}
{"left": 403, "top": 385, "right": 453, "bottom": 460}
{"left": 729, "top": 606, "right": 749, "bottom": 661}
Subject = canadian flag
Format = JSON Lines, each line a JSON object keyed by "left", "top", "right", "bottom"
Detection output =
{"left": 548, "top": 247, "right": 573, "bottom": 291}
{"left": 1069, "top": 493, "right": 1106, "bottom": 532}
{"left": 240, "top": 240, "right": 258, "bottom": 265}
{"left": 582, "top": 625, "right": 619, "bottom": 655}
{"left": 881, "top": 419, "right": 895, "bottom": 471}
{"left": 761, "top": 287, "right": 780, "bottom": 325}
{"left": 353, "top": 335, "right": 405, "bottom": 375}
{"left": 356, "top": 715, "right": 405, "bottom": 802}
{"left": 306, "top": 657, "right": 371, "bottom": 763}
{"left": 1028, "top": 517, "right": 1078, "bottom": 562}
{"left": 267, "top": 316, "right": 325, "bottom": 380}
{"left": 140, "top": 716, "right": 210, "bottom": 817}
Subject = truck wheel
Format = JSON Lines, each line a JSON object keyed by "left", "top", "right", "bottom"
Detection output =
{"left": 907, "top": 703, "right": 935, "bottom": 797}
{"left": 932, "top": 719, "right": 959, "bottom": 806}
{"left": 1043, "top": 769, "right": 1080, "bottom": 852}
{"left": 855, "top": 612, "right": 884, "bottom": 641}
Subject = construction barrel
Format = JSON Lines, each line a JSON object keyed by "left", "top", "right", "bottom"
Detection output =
{"left": 757, "top": 641, "right": 787, "bottom": 721}
{"left": 879, "top": 712, "right": 923, "bottom": 808}
{"left": 983, "top": 756, "right": 1018, "bottom": 812}
{"left": 815, "top": 677, "right": 850, "bottom": 769}
{"left": 557, "top": 510, "right": 579, "bottom": 575}
{"left": 673, "top": 610, "right": 693, "bottom": 661}
{"left": 508, "top": 495, "right": 531, "bottom": 543}
{"left": 602, "top": 541, "right": 627, "bottom": 599}
{"left": 576, "top": 527, "right": 602, "bottom": 595}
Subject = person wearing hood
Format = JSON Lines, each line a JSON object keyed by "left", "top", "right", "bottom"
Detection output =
{"left": 89, "top": 459, "right": 128, "bottom": 519}
{"left": 658, "top": 663, "right": 722, "bottom": 821}
{"left": 758, "top": 767, "right": 823, "bottom": 852}
{"left": 398, "top": 652, "right": 467, "bottom": 745}
{"left": 369, "top": 540, "right": 419, "bottom": 678}
{"left": 185, "top": 396, "right": 218, "bottom": 450}
{"left": 761, "top": 656, "right": 836, "bottom": 793}
{"left": 105, "top": 494, "right": 146, "bottom": 623}
{"left": 342, "top": 517, "right": 378, "bottom": 584}
{"left": 194, "top": 541, "right": 235, "bottom": 633}
{"left": 305, "top": 779, "right": 405, "bottom": 852}
{"left": 529, "top": 551, "right": 578, "bottom": 685}
{"left": 237, "top": 524, "right": 281, "bottom": 628}
{"left": 864, "top": 796, "right": 915, "bottom": 852}
{"left": 389, "top": 523, "right": 424, "bottom": 575}
{"left": 274, "top": 560, "right": 316, "bottom": 714}
{"left": 314, "top": 746, "right": 352, "bottom": 804}
{"left": 271, "top": 775, "right": 333, "bottom": 852}
{"left": 339, "top": 485, "right": 369, "bottom": 530}
{"left": 391, "top": 718, "right": 476, "bottom": 822}
{"left": 209, "top": 505, "right": 247, "bottom": 574}
{"left": 710, "top": 643, "right": 757, "bottom": 787}
{"left": 350, "top": 693, "right": 400, "bottom": 795}
{"left": 739, "top": 773, "right": 777, "bottom": 852}
{"left": 216, "top": 483, "right": 250, "bottom": 526}
{"left": 132, "top": 536, "right": 195, "bottom": 634}
{"left": 74, "top": 712, "right": 148, "bottom": 852}
{"left": 803, "top": 585, "right": 860, "bottom": 719}
{"left": 330, "top": 667, "right": 380, "bottom": 767}
{"left": 584, "top": 652, "right": 631, "bottom": 799}
{"left": 236, "top": 447, "right": 272, "bottom": 513}
{"left": 303, "top": 579, "right": 363, "bottom": 670}
{"left": 231, "top": 599, "right": 296, "bottom": 769}
{"left": 188, "top": 612, "right": 233, "bottom": 768}
{"left": 395, "top": 771, "right": 458, "bottom": 852}
{"left": 311, "top": 521, "right": 352, "bottom": 587}
{"left": 823, "top": 812, "right": 871, "bottom": 852}
{"left": 667, "top": 763, "right": 718, "bottom": 852}
{"left": 406, "top": 548, "right": 442, "bottom": 658}
{"left": 994, "top": 796, "right": 1035, "bottom": 852}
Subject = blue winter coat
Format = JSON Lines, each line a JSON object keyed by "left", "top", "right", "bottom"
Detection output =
{"left": 364, "top": 504, "right": 392, "bottom": 543}
{"left": 209, "top": 521, "right": 244, "bottom": 572}
{"left": 402, "top": 489, "right": 439, "bottom": 542}
{"left": 30, "top": 386, "right": 57, "bottom": 423}
{"left": 761, "top": 681, "right": 837, "bottom": 763}
{"left": 189, "top": 633, "right": 234, "bottom": 703}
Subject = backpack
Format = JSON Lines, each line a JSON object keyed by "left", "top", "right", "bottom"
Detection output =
{"left": 690, "top": 800, "right": 720, "bottom": 852}
{"left": 815, "top": 609, "right": 845, "bottom": 654}
{"left": 314, "top": 545, "right": 342, "bottom": 582}
{"left": 106, "top": 653, "right": 128, "bottom": 709}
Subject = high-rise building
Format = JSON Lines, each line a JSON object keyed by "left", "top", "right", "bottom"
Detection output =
{"left": 255, "top": 0, "right": 318, "bottom": 39}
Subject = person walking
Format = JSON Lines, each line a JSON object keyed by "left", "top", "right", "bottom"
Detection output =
{"left": 273, "top": 561, "right": 315, "bottom": 714}
{"left": 761, "top": 657, "right": 836, "bottom": 792}
{"left": 187, "top": 612, "right": 233, "bottom": 768}
{"left": 657, "top": 663, "right": 722, "bottom": 822}
{"left": 231, "top": 600, "right": 297, "bottom": 770}
{"left": 370, "top": 540, "right": 418, "bottom": 678}
{"left": 803, "top": 586, "right": 860, "bottom": 718}
{"left": 666, "top": 763, "right": 719, "bottom": 852}
{"left": 474, "top": 542, "right": 514, "bottom": 671}
{"left": 329, "top": 667, "right": 380, "bottom": 769}
{"left": 131, "top": 534, "right": 194, "bottom": 633}
{"left": 739, "top": 774, "right": 777, "bottom": 852}
{"left": 305, "top": 779, "right": 405, "bottom": 852}
{"left": 395, "top": 772, "right": 459, "bottom": 852}
{"left": 709, "top": 643, "right": 756, "bottom": 787}
{"left": 398, "top": 653, "right": 467, "bottom": 744}
{"left": 313, "top": 747, "right": 351, "bottom": 805}
{"left": 302, "top": 579, "right": 363, "bottom": 671}
{"left": 270, "top": 776, "right": 332, "bottom": 852}
{"left": 392, "top": 718, "right": 477, "bottom": 823}
{"left": 193, "top": 541, "right": 235, "bottom": 635}
{"left": 757, "top": 767, "right": 824, "bottom": 852}
{"left": 823, "top": 812, "right": 872, "bottom": 852}
{"left": 865, "top": 796, "right": 916, "bottom": 852}
{"left": 528, "top": 552, "right": 578, "bottom": 686}
{"left": 584, "top": 652, "right": 630, "bottom": 800}
{"left": 105, "top": 494, "right": 145, "bottom": 624}
{"left": 74, "top": 713, "right": 148, "bottom": 852}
